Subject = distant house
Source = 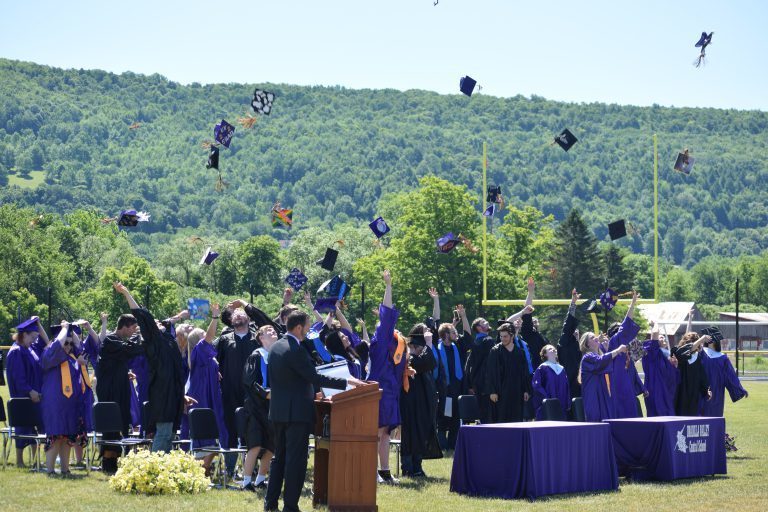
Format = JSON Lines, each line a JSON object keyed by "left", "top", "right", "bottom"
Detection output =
{"left": 718, "top": 312, "right": 768, "bottom": 351}
{"left": 637, "top": 302, "right": 703, "bottom": 346}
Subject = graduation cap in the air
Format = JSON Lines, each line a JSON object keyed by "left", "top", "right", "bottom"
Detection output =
{"left": 199, "top": 247, "right": 219, "bottom": 265}
{"left": 284, "top": 268, "right": 308, "bottom": 291}
{"left": 599, "top": 288, "right": 619, "bottom": 312}
{"left": 369, "top": 216, "right": 390, "bottom": 238}
{"left": 318, "top": 275, "right": 351, "bottom": 301}
{"left": 15, "top": 317, "right": 39, "bottom": 333}
{"left": 206, "top": 146, "right": 219, "bottom": 170}
{"left": 214, "top": 119, "right": 235, "bottom": 148}
{"left": 459, "top": 76, "right": 478, "bottom": 97}
{"left": 436, "top": 232, "right": 460, "bottom": 253}
{"left": 251, "top": 89, "right": 275, "bottom": 115}
{"left": 554, "top": 129, "right": 578, "bottom": 152}
{"left": 585, "top": 299, "right": 602, "bottom": 314}
{"left": 313, "top": 297, "right": 338, "bottom": 314}
{"left": 674, "top": 150, "right": 695, "bottom": 174}
{"left": 700, "top": 326, "right": 724, "bottom": 343}
{"left": 316, "top": 247, "right": 339, "bottom": 271}
{"left": 608, "top": 219, "right": 627, "bottom": 241}
{"left": 487, "top": 185, "right": 502, "bottom": 204}
{"left": 695, "top": 32, "right": 714, "bottom": 49}
{"left": 117, "top": 209, "right": 150, "bottom": 227}
{"left": 483, "top": 204, "right": 497, "bottom": 217}
{"left": 271, "top": 204, "right": 293, "bottom": 228}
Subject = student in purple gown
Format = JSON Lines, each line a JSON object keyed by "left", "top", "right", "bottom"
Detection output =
{"left": 579, "top": 333, "right": 629, "bottom": 422}
{"left": 557, "top": 289, "right": 582, "bottom": 399}
{"left": 642, "top": 323, "right": 680, "bottom": 416}
{"left": 72, "top": 319, "right": 98, "bottom": 467}
{"left": 41, "top": 321, "right": 88, "bottom": 476}
{"left": 531, "top": 344, "right": 570, "bottom": 420}
{"left": 605, "top": 291, "right": 645, "bottom": 418}
{"left": 366, "top": 270, "right": 404, "bottom": 484}
{"left": 6, "top": 317, "right": 49, "bottom": 467}
{"left": 242, "top": 325, "right": 278, "bottom": 491}
{"left": 186, "top": 305, "right": 228, "bottom": 474}
{"left": 673, "top": 332, "right": 712, "bottom": 415}
{"left": 486, "top": 322, "right": 532, "bottom": 423}
{"left": 700, "top": 337, "right": 747, "bottom": 417}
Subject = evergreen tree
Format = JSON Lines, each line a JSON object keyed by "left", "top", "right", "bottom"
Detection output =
{"left": 547, "top": 209, "right": 603, "bottom": 299}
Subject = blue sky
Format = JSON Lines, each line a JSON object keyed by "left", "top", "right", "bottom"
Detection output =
{"left": 2, "top": 0, "right": 766, "bottom": 110}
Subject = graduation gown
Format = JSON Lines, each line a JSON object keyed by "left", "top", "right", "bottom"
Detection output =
{"left": 521, "top": 313, "right": 548, "bottom": 369}
{"left": 82, "top": 334, "right": 101, "bottom": 374}
{"left": 486, "top": 342, "right": 532, "bottom": 423}
{"left": 96, "top": 333, "right": 145, "bottom": 434}
{"left": 41, "top": 342, "right": 86, "bottom": 436}
{"left": 6, "top": 341, "right": 44, "bottom": 445}
{"left": 215, "top": 329, "right": 260, "bottom": 447}
{"left": 367, "top": 304, "right": 404, "bottom": 429}
{"left": 187, "top": 340, "right": 228, "bottom": 448}
{"left": 557, "top": 312, "right": 581, "bottom": 398}
{"left": 132, "top": 308, "right": 186, "bottom": 427}
{"left": 642, "top": 339, "right": 679, "bottom": 416}
{"left": 436, "top": 340, "right": 465, "bottom": 421}
{"left": 607, "top": 317, "right": 643, "bottom": 418}
{"left": 531, "top": 362, "right": 570, "bottom": 420}
{"left": 400, "top": 347, "right": 442, "bottom": 459}
{"left": 465, "top": 333, "right": 495, "bottom": 396}
{"left": 580, "top": 351, "right": 615, "bottom": 422}
{"left": 699, "top": 348, "right": 747, "bottom": 417}
{"left": 672, "top": 345, "right": 710, "bottom": 416}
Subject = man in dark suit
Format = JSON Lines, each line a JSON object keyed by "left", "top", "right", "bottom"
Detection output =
{"left": 264, "top": 310, "right": 364, "bottom": 512}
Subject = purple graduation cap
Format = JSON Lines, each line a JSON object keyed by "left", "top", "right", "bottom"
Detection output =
{"left": 117, "top": 209, "right": 150, "bottom": 227}
{"left": 599, "top": 288, "right": 619, "bottom": 312}
{"left": 695, "top": 31, "right": 713, "bottom": 48}
{"left": 369, "top": 216, "right": 390, "bottom": 238}
{"left": 214, "top": 119, "right": 235, "bottom": 148}
{"left": 436, "top": 232, "right": 460, "bottom": 253}
{"left": 483, "top": 204, "right": 496, "bottom": 217}
{"left": 285, "top": 268, "right": 308, "bottom": 291}
{"left": 251, "top": 89, "right": 275, "bottom": 115}
{"left": 317, "top": 275, "right": 350, "bottom": 300}
{"left": 313, "top": 297, "right": 338, "bottom": 314}
{"left": 199, "top": 246, "right": 219, "bottom": 265}
{"left": 50, "top": 324, "right": 82, "bottom": 338}
{"left": 15, "top": 317, "right": 39, "bottom": 333}
{"left": 459, "top": 76, "right": 477, "bottom": 97}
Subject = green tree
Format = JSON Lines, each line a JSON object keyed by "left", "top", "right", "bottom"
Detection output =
{"left": 547, "top": 209, "right": 603, "bottom": 299}
{"left": 236, "top": 236, "right": 282, "bottom": 297}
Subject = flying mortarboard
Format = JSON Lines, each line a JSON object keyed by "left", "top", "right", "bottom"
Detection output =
{"left": 369, "top": 216, "right": 390, "bottom": 239}
{"left": 459, "top": 76, "right": 478, "bottom": 97}
{"left": 199, "top": 247, "right": 219, "bottom": 265}
{"left": 117, "top": 209, "right": 150, "bottom": 227}
{"left": 483, "top": 204, "right": 497, "bottom": 217}
{"left": 585, "top": 299, "right": 601, "bottom": 314}
{"left": 608, "top": 219, "right": 627, "bottom": 241}
{"left": 674, "top": 150, "right": 694, "bottom": 174}
{"left": 313, "top": 297, "right": 338, "bottom": 314}
{"left": 206, "top": 146, "right": 219, "bottom": 170}
{"left": 316, "top": 247, "right": 339, "bottom": 271}
{"left": 214, "top": 119, "right": 235, "bottom": 148}
{"left": 695, "top": 32, "right": 713, "bottom": 48}
{"left": 251, "top": 89, "right": 275, "bottom": 115}
{"left": 318, "top": 275, "right": 351, "bottom": 301}
{"left": 271, "top": 203, "right": 293, "bottom": 228}
{"left": 437, "top": 232, "right": 460, "bottom": 253}
{"left": 284, "top": 268, "right": 308, "bottom": 291}
{"left": 554, "top": 129, "right": 578, "bottom": 152}
{"left": 15, "top": 318, "right": 38, "bottom": 333}
{"left": 487, "top": 185, "right": 502, "bottom": 204}
{"left": 599, "top": 288, "right": 619, "bottom": 312}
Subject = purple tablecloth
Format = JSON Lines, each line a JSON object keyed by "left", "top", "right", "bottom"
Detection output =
{"left": 450, "top": 421, "right": 619, "bottom": 500}
{"left": 605, "top": 416, "right": 726, "bottom": 481}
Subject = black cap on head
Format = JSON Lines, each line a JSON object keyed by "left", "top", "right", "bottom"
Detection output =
{"left": 608, "top": 219, "right": 627, "bottom": 241}
{"left": 554, "top": 129, "right": 578, "bottom": 152}
{"left": 316, "top": 248, "right": 338, "bottom": 271}
{"left": 409, "top": 334, "right": 426, "bottom": 347}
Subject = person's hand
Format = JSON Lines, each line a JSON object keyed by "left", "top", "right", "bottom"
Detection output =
{"left": 456, "top": 304, "right": 465, "bottom": 316}
{"left": 218, "top": 371, "right": 222, "bottom": 382}
{"left": 335, "top": 300, "right": 342, "bottom": 312}
{"left": 490, "top": 393, "right": 499, "bottom": 403}
{"left": 283, "top": 287, "right": 294, "bottom": 302}
{"left": 523, "top": 305, "right": 534, "bottom": 315}
{"left": 643, "top": 390, "right": 650, "bottom": 398}
{"left": 183, "top": 395, "right": 198, "bottom": 413}
{"left": 315, "top": 392, "right": 324, "bottom": 400}
{"left": 689, "top": 308, "right": 695, "bottom": 319}
{"left": 424, "top": 330, "right": 433, "bottom": 347}
{"left": 650, "top": 320, "right": 660, "bottom": 340}
{"left": 523, "top": 392, "right": 530, "bottom": 402}
{"left": 382, "top": 270, "right": 391, "bottom": 285}
{"left": 347, "top": 377, "right": 366, "bottom": 388}
{"left": 406, "top": 366, "right": 416, "bottom": 378}
{"left": 29, "top": 390, "right": 41, "bottom": 403}
{"left": 228, "top": 299, "right": 245, "bottom": 310}
{"left": 113, "top": 282, "right": 128, "bottom": 295}
{"left": 303, "top": 291, "right": 312, "bottom": 306}
{"left": 179, "top": 309, "right": 190, "bottom": 320}
{"left": 266, "top": 391, "right": 271, "bottom": 400}
{"left": 707, "top": 389, "right": 713, "bottom": 401}
{"left": 670, "top": 355, "right": 679, "bottom": 368}
{"left": 211, "top": 303, "right": 220, "bottom": 318}
{"left": 699, "top": 335, "right": 711, "bottom": 345}
{"left": 631, "top": 290, "right": 639, "bottom": 302}
{"left": 356, "top": 318, "right": 366, "bottom": 328}
{"left": 571, "top": 288, "right": 581, "bottom": 302}
{"left": 617, "top": 344, "right": 628, "bottom": 354}
{"left": 468, "top": 387, "right": 475, "bottom": 395}
{"left": 77, "top": 355, "right": 87, "bottom": 367}
{"left": 100, "top": 312, "right": 108, "bottom": 322}
{"left": 128, "top": 370, "right": 136, "bottom": 381}
{"left": 428, "top": 287, "right": 439, "bottom": 299}
{"left": 527, "top": 277, "right": 535, "bottom": 293}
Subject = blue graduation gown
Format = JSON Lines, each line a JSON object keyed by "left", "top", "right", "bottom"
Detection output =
{"left": 641, "top": 339, "right": 679, "bottom": 416}
{"left": 41, "top": 342, "right": 85, "bottom": 436}
{"left": 607, "top": 317, "right": 643, "bottom": 418}
{"left": 6, "top": 341, "right": 44, "bottom": 446}
{"left": 187, "top": 340, "right": 229, "bottom": 448}
{"left": 580, "top": 351, "right": 615, "bottom": 422}
{"left": 699, "top": 349, "right": 747, "bottom": 417}
{"left": 531, "top": 363, "right": 570, "bottom": 420}
{"left": 367, "top": 304, "right": 403, "bottom": 429}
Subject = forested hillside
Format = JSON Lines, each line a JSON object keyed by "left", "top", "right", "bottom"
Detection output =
{"left": 2, "top": 58, "right": 766, "bottom": 268}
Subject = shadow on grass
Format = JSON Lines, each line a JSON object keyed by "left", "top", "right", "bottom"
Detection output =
{"left": 452, "top": 487, "right": 620, "bottom": 503}
{"left": 391, "top": 474, "right": 450, "bottom": 490}
{"left": 624, "top": 474, "right": 730, "bottom": 487}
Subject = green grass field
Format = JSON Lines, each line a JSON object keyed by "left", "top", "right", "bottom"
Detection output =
{"left": 6, "top": 170, "right": 46, "bottom": 189}
{"left": 1, "top": 383, "right": 766, "bottom": 512}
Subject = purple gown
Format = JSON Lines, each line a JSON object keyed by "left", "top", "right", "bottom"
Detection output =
{"left": 5, "top": 341, "right": 44, "bottom": 446}
{"left": 41, "top": 342, "right": 86, "bottom": 436}
{"left": 699, "top": 348, "right": 747, "bottom": 417}
{"left": 641, "top": 339, "right": 679, "bottom": 416}
{"left": 187, "top": 340, "right": 229, "bottom": 448}
{"left": 82, "top": 334, "right": 101, "bottom": 374}
{"left": 531, "top": 362, "right": 570, "bottom": 420}
{"left": 367, "top": 304, "right": 403, "bottom": 429}
{"left": 607, "top": 318, "right": 643, "bottom": 418}
{"left": 580, "top": 352, "right": 615, "bottom": 422}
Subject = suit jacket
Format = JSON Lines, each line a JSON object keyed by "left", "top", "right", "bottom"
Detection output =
{"left": 268, "top": 333, "right": 347, "bottom": 424}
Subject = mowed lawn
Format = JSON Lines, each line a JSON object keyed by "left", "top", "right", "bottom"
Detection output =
{"left": 1, "top": 382, "right": 767, "bottom": 512}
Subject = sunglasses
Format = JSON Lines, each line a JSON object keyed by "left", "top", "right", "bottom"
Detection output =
{"left": 63, "top": 340, "right": 73, "bottom": 347}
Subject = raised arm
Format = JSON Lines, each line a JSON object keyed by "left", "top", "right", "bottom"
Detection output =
{"left": 626, "top": 290, "right": 639, "bottom": 320}
{"left": 33, "top": 317, "right": 50, "bottom": 346}
{"left": 568, "top": 288, "right": 579, "bottom": 318}
{"left": 204, "top": 304, "right": 220, "bottom": 343}
{"left": 335, "top": 305, "right": 354, "bottom": 333}
{"left": 282, "top": 287, "right": 294, "bottom": 307}
{"left": 457, "top": 304, "right": 471, "bottom": 335}
{"left": 356, "top": 318, "right": 370, "bottom": 344}
{"left": 525, "top": 277, "right": 534, "bottom": 308}
{"left": 114, "top": 281, "right": 140, "bottom": 310}
{"left": 99, "top": 312, "right": 109, "bottom": 342}
{"left": 429, "top": 287, "right": 440, "bottom": 321}
{"left": 506, "top": 304, "right": 534, "bottom": 324}
{"left": 304, "top": 291, "right": 324, "bottom": 324}
{"left": 686, "top": 308, "right": 694, "bottom": 333}
{"left": 382, "top": 270, "right": 392, "bottom": 308}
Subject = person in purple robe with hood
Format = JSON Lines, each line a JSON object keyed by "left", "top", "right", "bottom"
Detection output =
{"left": 606, "top": 291, "right": 646, "bottom": 418}
{"left": 366, "top": 270, "right": 404, "bottom": 485}
{"left": 642, "top": 323, "right": 680, "bottom": 416}
{"left": 531, "top": 344, "right": 570, "bottom": 420}
{"left": 41, "top": 321, "right": 89, "bottom": 476}
{"left": 6, "top": 316, "right": 49, "bottom": 467}
{"left": 70, "top": 319, "right": 98, "bottom": 468}
{"left": 700, "top": 337, "right": 748, "bottom": 417}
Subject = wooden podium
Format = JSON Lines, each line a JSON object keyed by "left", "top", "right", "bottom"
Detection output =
{"left": 313, "top": 382, "right": 381, "bottom": 511}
